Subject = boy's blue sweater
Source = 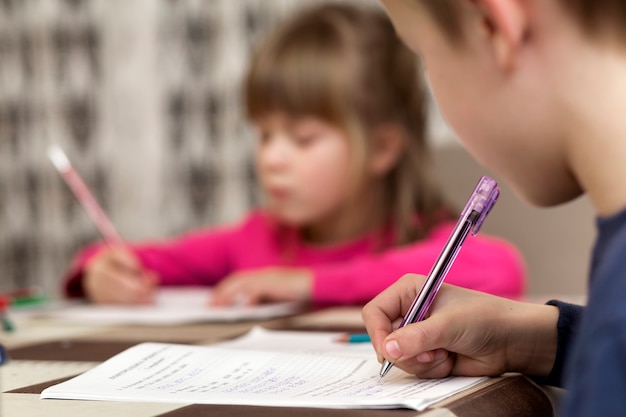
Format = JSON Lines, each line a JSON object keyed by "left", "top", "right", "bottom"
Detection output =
{"left": 544, "top": 207, "right": 626, "bottom": 416}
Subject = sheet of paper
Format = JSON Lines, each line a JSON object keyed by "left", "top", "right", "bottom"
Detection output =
{"left": 41, "top": 331, "right": 486, "bottom": 410}
{"left": 18, "top": 288, "right": 300, "bottom": 325}
{"left": 215, "top": 326, "right": 375, "bottom": 358}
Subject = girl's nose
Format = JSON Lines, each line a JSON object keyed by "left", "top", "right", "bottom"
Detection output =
{"left": 259, "top": 135, "right": 290, "bottom": 170}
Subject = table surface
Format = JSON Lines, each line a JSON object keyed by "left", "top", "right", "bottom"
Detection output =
{"left": 0, "top": 305, "right": 557, "bottom": 417}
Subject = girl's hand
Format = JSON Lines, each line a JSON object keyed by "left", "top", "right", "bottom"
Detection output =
{"left": 362, "top": 274, "right": 559, "bottom": 379}
{"left": 83, "top": 247, "right": 158, "bottom": 305}
{"left": 210, "top": 267, "right": 313, "bottom": 306}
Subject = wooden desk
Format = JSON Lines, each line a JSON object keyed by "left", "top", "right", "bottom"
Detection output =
{"left": 1, "top": 308, "right": 555, "bottom": 417}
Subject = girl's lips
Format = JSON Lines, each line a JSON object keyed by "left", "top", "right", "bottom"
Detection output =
{"left": 268, "top": 187, "right": 289, "bottom": 200}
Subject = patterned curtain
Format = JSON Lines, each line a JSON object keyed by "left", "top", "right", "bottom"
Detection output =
{"left": 0, "top": 0, "right": 379, "bottom": 296}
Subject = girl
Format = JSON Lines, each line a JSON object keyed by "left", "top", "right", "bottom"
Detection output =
{"left": 64, "top": 3, "right": 524, "bottom": 306}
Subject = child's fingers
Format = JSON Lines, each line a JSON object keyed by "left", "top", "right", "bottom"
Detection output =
{"left": 211, "top": 275, "right": 268, "bottom": 307}
{"left": 84, "top": 248, "right": 157, "bottom": 304}
{"left": 210, "top": 275, "right": 248, "bottom": 306}
{"left": 143, "top": 271, "right": 159, "bottom": 286}
{"left": 112, "top": 273, "right": 155, "bottom": 304}
{"left": 237, "top": 292, "right": 259, "bottom": 306}
{"left": 390, "top": 349, "right": 454, "bottom": 379}
{"left": 133, "top": 271, "right": 158, "bottom": 304}
{"left": 107, "top": 248, "right": 144, "bottom": 274}
{"left": 362, "top": 274, "right": 425, "bottom": 362}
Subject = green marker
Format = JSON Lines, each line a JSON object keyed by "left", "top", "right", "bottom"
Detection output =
{"left": 11, "top": 293, "right": 48, "bottom": 308}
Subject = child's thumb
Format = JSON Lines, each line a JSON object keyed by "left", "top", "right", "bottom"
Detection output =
{"left": 383, "top": 319, "right": 449, "bottom": 363}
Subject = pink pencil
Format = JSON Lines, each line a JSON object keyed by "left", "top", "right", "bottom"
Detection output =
{"left": 48, "top": 144, "right": 124, "bottom": 246}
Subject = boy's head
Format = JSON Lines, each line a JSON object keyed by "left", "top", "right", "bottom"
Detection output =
{"left": 245, "top": 4, "right": 450, "bottom": 242}
{"left": 379, "top": 0, "right": 626, "bottom": 208}
{"left": 419, "top": 0, "right": 626, "bottom": 42}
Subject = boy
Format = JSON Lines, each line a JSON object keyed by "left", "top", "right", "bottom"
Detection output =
{"left": 363, "top": 1, "right": 626, "bottom": 416}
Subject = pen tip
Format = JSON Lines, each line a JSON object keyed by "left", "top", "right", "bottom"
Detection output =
{"left": 379, "top": 360, "right": 393, "bottom": 379}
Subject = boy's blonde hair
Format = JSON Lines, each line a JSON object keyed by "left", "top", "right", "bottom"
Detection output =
{"left": 245, "top": 3, "right": 453, "bottom": 245}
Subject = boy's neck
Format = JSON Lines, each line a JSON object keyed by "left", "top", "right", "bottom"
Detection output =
{"left": 550, "top": 31, "right": 626, "bottom": 217}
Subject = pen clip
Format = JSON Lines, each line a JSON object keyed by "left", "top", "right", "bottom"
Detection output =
{"left": 461, "top": 176, "right": 500, "bottom": 235}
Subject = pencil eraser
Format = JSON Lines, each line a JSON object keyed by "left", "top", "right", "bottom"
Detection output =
{"left": 48, "top": 144, "right": 71, "bottom": 172}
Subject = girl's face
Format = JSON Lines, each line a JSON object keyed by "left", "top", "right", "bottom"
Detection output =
{"left": 254, "top": 112, "right": 356, "bottom": 228}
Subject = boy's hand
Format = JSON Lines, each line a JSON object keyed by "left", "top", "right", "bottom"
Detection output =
{"left": 83, "top": 248, "right": 158, "bottom": 304}
{"left": 210, "top": 267, "right": 312, "bottom": 306}
{"left": 362, "top": 274, "right": 559, "bottom": 379}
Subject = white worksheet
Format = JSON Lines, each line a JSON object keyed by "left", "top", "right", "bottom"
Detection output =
{"left": 41, "top": 328, "right": 486, "bottom": 410}
{"left": 17, "top": 287, "right": 300, "bottom": 325}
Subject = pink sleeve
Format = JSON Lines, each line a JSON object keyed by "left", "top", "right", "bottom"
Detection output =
{"left": 63, "top": 221, "right": 245, "bottom": 298}
{"left": 310, "top": 223, "right": 526, "bottom": 305}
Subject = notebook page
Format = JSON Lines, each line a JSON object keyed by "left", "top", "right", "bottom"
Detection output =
{"left": 41, "top": 342, "right": 485, "bottom": 410}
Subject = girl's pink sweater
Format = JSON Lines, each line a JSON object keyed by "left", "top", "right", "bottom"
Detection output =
{"left": 65, "top": 210, "right": 525, "bottom": 304}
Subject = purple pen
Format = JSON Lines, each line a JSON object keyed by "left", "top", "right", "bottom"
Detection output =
{"left": 379, "top": 176, "right": 499, "bottom": 378}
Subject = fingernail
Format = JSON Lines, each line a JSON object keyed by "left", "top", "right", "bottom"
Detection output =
{"left": 385, "top": 340, "right": 402, "bottom": 360}
{"left": 434, "top": 349, "right": 447, "bottom": 361}
{"left": 233, "top": 293, "right": 249, "bottom": 306}
{"left": 416, "top": 351, "right": 432, "bottom": 363}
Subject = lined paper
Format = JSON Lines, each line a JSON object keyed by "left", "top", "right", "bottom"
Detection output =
{"left": 41, "top": 329, "right": 486, "bottom": 410}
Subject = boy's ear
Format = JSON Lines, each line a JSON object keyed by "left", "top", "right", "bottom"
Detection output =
{"left": 472, "top": 0, "right": 529, "bottom": 71}
{"left": 369, "top": 125, "right": 407, "bottom": 177}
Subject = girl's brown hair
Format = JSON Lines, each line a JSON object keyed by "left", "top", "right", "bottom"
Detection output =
{"left": 245, "top": 3, "right": 453, "bottom": 245}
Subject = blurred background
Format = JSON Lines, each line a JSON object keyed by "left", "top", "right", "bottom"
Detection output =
{"left": 0, "top": 0, "right": 379, "bottom": 296}
{"left": 0, "top": 0, "right": 593, "bottom": 299}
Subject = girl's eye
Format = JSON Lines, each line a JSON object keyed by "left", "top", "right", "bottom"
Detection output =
{"left": 257, "top": 131, "right": 271, "bottom": 145}
{"left": 293, "top": 134, "right": 316, "bottom": 147}
{"left": 291, "top": 118, "right": 328, "bottom": 147}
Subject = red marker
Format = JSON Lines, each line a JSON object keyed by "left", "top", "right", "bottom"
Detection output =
{"left": 0, "top": 296, "right": 15, "bottom": 333}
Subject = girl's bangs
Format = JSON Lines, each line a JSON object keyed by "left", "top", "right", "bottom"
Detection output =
{"left": 245, "top": 31, "right": 353, "bottom": 124}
